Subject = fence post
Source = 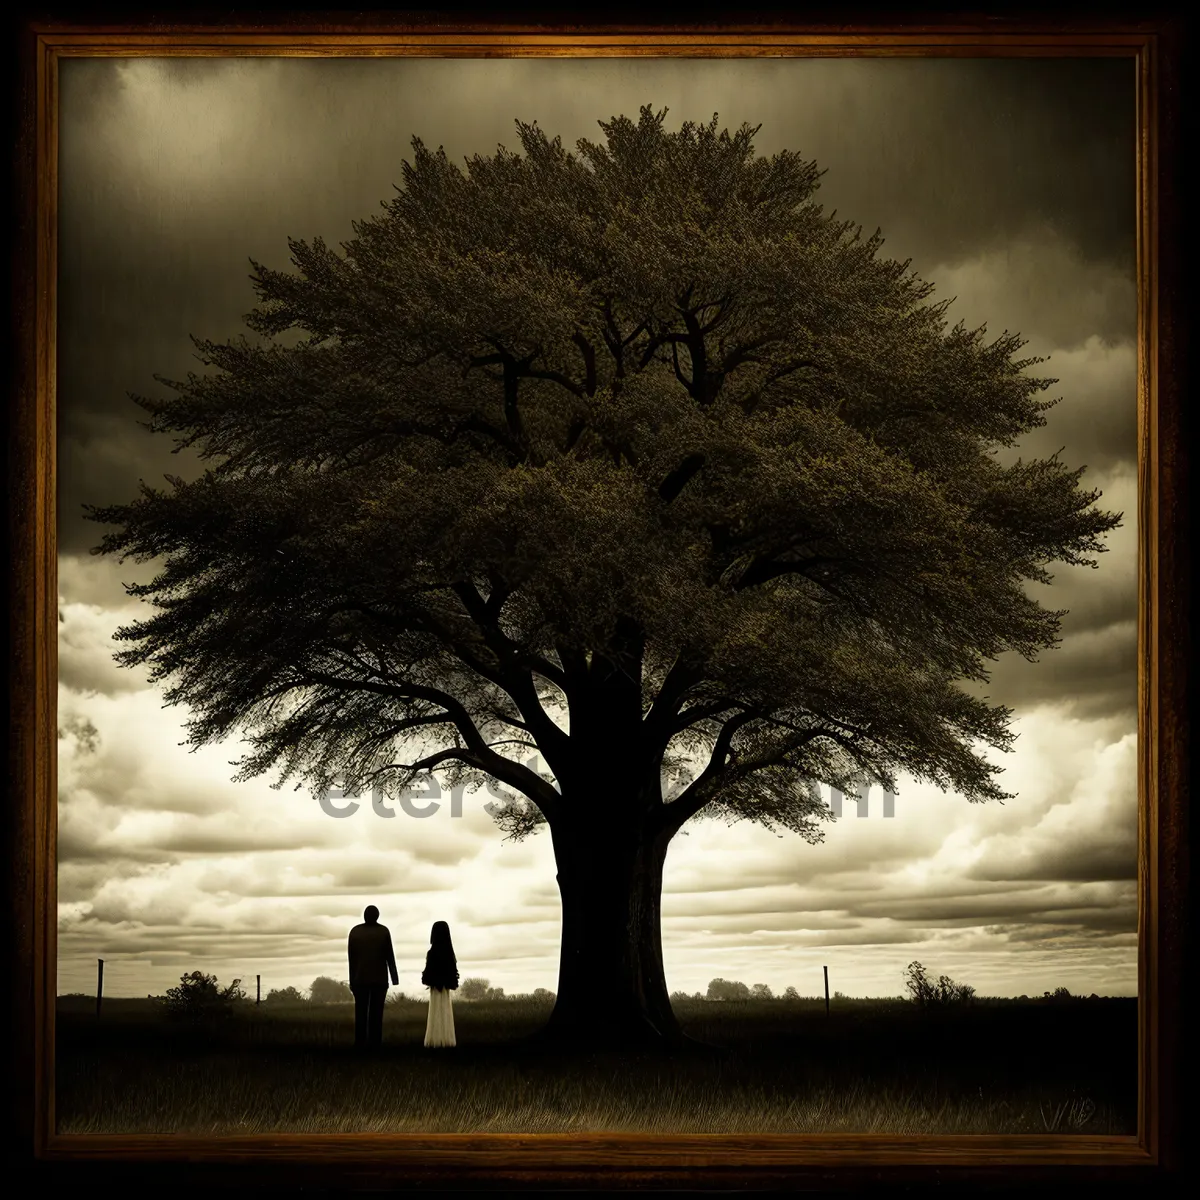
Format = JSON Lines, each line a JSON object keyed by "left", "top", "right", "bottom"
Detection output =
{"left": 96, "top": 959, "right": 104, "bottom": 1017}
{"left": 823, "top": 965, "right": 829, "bottom": 1017}
{"left": 257, "top": 975, "right": 261, "bottom": 1005}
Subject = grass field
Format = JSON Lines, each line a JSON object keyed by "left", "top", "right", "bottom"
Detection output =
{"left": 55, "top": 994, "right": 1136, "bottom": 1135}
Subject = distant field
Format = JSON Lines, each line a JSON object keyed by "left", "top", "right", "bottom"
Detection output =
{"left": 54, "top": 995, "right": 1137, "bottom": 1135}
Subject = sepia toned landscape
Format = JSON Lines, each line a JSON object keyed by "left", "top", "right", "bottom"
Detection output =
{"left": 57, "top": 988, "right": 1135, "bottom": 1134}
{"left": 56, "top": 55, "right": 1137, "bottom": 1135}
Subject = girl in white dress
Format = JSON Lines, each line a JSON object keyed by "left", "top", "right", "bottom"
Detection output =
{"left": 422, "top": 920, "right": 458, "bottom": 1047}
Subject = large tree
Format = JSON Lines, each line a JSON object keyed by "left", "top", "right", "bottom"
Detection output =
{"left": 88, "top": 107, "right": 1120, "bottom": 1047}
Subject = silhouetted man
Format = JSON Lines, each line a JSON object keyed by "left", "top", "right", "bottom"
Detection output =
{"left": 347, "top": 905, "right": 398, "bottom": 1049}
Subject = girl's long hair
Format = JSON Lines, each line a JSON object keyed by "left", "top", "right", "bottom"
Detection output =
{"left": 421, "top": 920, "right": 459, "bottom": 990}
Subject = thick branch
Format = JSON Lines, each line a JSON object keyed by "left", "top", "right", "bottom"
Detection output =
{"left": 382, "top": 747, "right": 481, "bottom": 774}
{"left": 670, "top": 340, "right": 692, "bottom": 392}
{"left": 452, "top": 581, "right": 571, "bottom": 768}
{"left": 573, "top": 331, "right": 598, "bottom": 396}
{"left": 658, "top": 453, "right": 706, "bottom": 504}
{"left": 679, "top": 309, "right": 709, "bottom": 404}
{"left": 655, "top": 711, "right": 760, "bottom": 834}
{"left": 554, "top": 641, "right": 589, "bottom": 697}
{"left": 451, "top": 582, "right": 567, "bottom": 690}
{"left": 641, "top": 655, "right": 707, "bottom": 738}
{"left": 657, "top": 720, "right": 825, "bottom": 837}
{"left": 667, "top": 697, "right": 747, "bottom": 736}
{"left": 299, "top": 668, "right": 561, "bottom": 818}
{"left": 502, "top": 359, "right": 527, "bottom": 449}
{"left": 636, "top": 328, "right": 688, "bottom": 371}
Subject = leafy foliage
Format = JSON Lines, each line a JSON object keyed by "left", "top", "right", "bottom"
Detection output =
{"left": 459, "top": 977, "right": 491, "bottom": 1001}
{"left": 163, "top": 971, "right": 246, "bottom": 1022}
{"left": 706, "top": 978, "right": 752, "bottom": 1001}
{"left": 86, "top": 105, "right": 1119, "bottom": 857}
{"left": 447, "top": 977, "right": 506, "bottom": 1000}
{"left": 905, "top": 961, "right": 977, "bottom": 1009}
{"left": 263, "top": 985, "right": 308, "bottom": 1005}
{"left": 309, "top": 976, "right": 353, "bottom": 1004}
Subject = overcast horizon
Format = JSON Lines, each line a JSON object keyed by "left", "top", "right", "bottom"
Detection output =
{"left": 56, "top": 55, "right": 1138, "bottom": 1001}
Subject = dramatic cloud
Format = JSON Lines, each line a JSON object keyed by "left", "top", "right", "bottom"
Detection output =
{"left": 57, "top": 590, "right": 1137, "bottom": 998}
{"left": 57, "top": 55, "right": 1135, "bottom": 553}
{"left": 54, "top": 56, "right": 1138, "bottom": 1002}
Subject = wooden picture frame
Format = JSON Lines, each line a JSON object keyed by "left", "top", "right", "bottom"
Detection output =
{"left": 8, "top": 7, "right": 1188, "bottom": 1191}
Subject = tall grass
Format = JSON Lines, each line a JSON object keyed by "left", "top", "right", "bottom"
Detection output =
{"left": 54, "top": 995, "right": 1136, "bottom": 1136}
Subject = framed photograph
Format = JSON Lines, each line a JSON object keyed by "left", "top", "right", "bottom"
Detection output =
{"left": 9, "top": 8, "right": 1187, "bottom": 1192}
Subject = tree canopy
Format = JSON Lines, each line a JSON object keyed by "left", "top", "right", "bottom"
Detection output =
{"left": 89, "top": 103, "right": 1119, "bottom": 855}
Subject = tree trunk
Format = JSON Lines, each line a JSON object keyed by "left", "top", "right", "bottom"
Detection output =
{"left": 540, "top": 819, "right": 684, "bottom": 1048}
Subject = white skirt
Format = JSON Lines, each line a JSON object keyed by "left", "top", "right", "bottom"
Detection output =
{"left": 425, "top": 987, "right": 456, "bottom": 1047}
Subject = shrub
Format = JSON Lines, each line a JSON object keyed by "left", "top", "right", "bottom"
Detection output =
{"left": 163, "top": 971, "right": 246, "bottom": 1023}
{"left": 459, "top": 978, "right": 491, "bottom": 1001}
{"left": 904, "top": 961, "right": 975, "bottom": 1009}
{"left": 309, "top": 976, "right": 353, "bottom": 1004}
{"left": 706, "top": 978, "right": 751, "bottom": 1002}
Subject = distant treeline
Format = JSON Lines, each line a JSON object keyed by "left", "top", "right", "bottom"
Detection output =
{"left": 679, "top": 968, "right": 1107, "bottom": 1006}
{"left": 262, "top": 976, "right": 558, "bottom": 1005}
{"left": 60, "top": 961, "right": 1112, "bottom": 1014}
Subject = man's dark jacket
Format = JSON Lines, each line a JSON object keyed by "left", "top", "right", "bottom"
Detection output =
{"left": 348, "top": 921, "right": 399, "bottom": 989}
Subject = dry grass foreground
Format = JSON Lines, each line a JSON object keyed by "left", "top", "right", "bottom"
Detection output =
{"left": 54, "top": 993, "right": 1136, "bottom": 1135}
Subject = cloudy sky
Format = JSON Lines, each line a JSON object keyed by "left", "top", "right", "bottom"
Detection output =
{"left": 56, "top": 55, "right": 1138, "bottom": 1001}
